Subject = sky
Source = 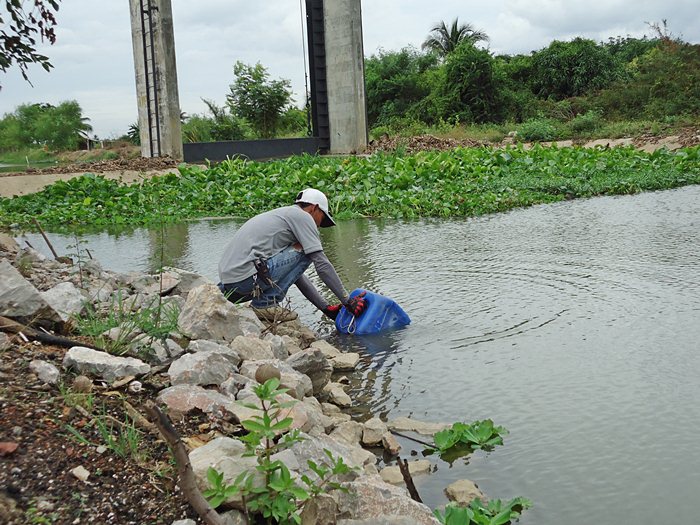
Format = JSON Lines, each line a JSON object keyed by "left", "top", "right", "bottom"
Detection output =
{"left": 1, "top": 0, "right": 698, "bottom": 138}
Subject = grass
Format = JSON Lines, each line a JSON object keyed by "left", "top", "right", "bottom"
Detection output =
{"left": 0, "top": 147, "right": 56, "bottom": 165}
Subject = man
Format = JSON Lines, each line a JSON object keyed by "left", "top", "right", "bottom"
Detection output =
{"left": 218, "top": 188, "right": 366, "bottom": 322}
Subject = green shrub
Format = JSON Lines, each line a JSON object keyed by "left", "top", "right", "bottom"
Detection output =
{"left": 517, "top": 118, "right": 558, "bottom": 141}
{"left": 568, "top": 110, "right": 603, "bottom": 134}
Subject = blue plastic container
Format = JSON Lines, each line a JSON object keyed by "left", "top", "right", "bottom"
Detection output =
{"left": 335, "top": 289, "right": 411, "bottom": 335}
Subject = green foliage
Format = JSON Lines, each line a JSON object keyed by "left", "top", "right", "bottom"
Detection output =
{"left": 529, "top": 38, "right": 623, "bottom": 99}
{"left": 1, "top": 146, "right": 699, "bottom": 229}
{"left": 204, "top": 379, "right": 355, "bottom": 523}
{"left": 422, "top": 18, "right": 489, "bottom": 57}
{"left": 441, "top": 42, "right": 506, "bottom": 123}
{"left": 517, "top": 118, "right": 558, "bottom": 141}
{"left": 0, "top": 100, "right": 92, "bottom": 151}
{"left": 65, "top": 407, "right": 145, "bottom": 462}
{"left": 434, "top": 497, "right": 533, "bottom": 525}
{"left": 432, "top": 420, "right": 508, "bottom": 454}
{"left": 567, "top": 110, "right": 604, "bottom": 134}
{"left": 227, "top": 61, "right": 293, "bottom": 138}
{"left": 0, "top": 0, "right": 59, "bottom": 88}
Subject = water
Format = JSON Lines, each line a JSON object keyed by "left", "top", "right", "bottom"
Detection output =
{"left": 18, "top": 185, "right": 700, "bottom": 524}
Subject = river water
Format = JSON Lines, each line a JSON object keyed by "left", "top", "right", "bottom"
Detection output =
{"left": 19, "top": 185, "right": 700, "bottom": 524}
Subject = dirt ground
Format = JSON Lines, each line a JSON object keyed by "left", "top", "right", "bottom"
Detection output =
{"left": 0, "top": 339, "right": 219, "bottom": 524}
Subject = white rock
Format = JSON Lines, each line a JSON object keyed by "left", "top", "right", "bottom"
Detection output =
{"left": 323, "top": 382, "right": 352, "bottom": 407}
{"left": 382, "top": 432, "right": 401, "bottom": 456}
{"left": 168, "top": 352, "right": 238, "bottom": 386}
{"left": 29, "top": 360, "right": 60, "bottom": 385}
{"left": 70, "top": 465, "right": 90, "bottom": 482}
{"left": 157, "top": 384, "right": 238, "bottom": 416}
{"left": 332, "top": 352, "right": 361, "bottom": 371}
{"left": 263, "top": 333, "right": 289, "bottom": 360}
{"left": 310, "top": 339, "right": 341, "bottom": 358}
{"left": 445, "top": 479, "right": 486, "bottom": 506}
{"left": 330, "top": 421, "right": 363, "bottom": 445}
{"left": 387, "top": 417, "right": 450, "bottom": 436}
{"left": 362, "top": 417, "right": 388, "bottom": 446}
{"left": 230, "top": 335, "right": 275, "bottom": 361}
{"left": 63, "top": 347, "right": 150, "bottom": 381}
{"left": 0, "top": 260, "right": 59, "bottom": 322}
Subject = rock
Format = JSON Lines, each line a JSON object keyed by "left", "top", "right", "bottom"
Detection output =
{"left": 310, "top": 339, "right": 341, "bottom": 358}
{"left": 445, "top": 479, "right": 486, "bottom": 506}
{"left": 219, "top": 373, "right": 256, "bottom": 397}
{"left": 230, "top": 335, "right": 275, "bottom": 361}
{"left": 149, "top": 338, "right": 184, "bottom": 364}
{"left": 333, "top": 476, "right": 440, "bottom": 524}
{"left": 162, "top": 266, "right": 213, "bottom": 296}
{"left": 70, "top": 465, "right": 90, "bottom": 482}
{"left": 189, "top": 437, "right": 262, "bottom": 508}
{"left": 272, "top": 319, "right": 317, "bottom": 347}
{"left": 362, "top": 417, "right": 388, "bottom": 447}
{"left": 144, "top": 271, "right": 181, "bottom": 295}
{"left": 168, "top": 352, "right": 238, "bottom": 386}
{"left": 255, "top": 363, "right": 281, "bottom": 384}
{"left": 323, "top": 382, "right": 352, "bottom": 407}
{"left": 178, "top": 284, "right": 263, "bottom": 341}
{"left": 29, "top": 360, "right": 60, "bottom": 385}
{"left": 157, "top": 384, "right": 238, "bottom": 416}
{"left": 40, "top": 282, "right": 86, "bottom": 323}
{"left": 263, "top": 333, "right": 289, "bottom": 359}
{"left": 239, "top": 360, "right": 313, "bottom": 400}
{"left": 0, "top": 260, "right": 60, "bottom": 322}
{"left": 187, "top": 340, "right": 242, "bottom": 365}
{"left": 300, "top": 494, "right": 338, "bottom": 525}
{"left": 229, "top": 391, "right": 310, "bottom": 431}
{"left": 85, "top": 281, "right": 114, "bottom": 303}
{"left": 332, "top": 352, "right": 361, "bottom": 371}
{"left": 0, "top": 233, "right": 19, "bottom": 254}
{"left": 281, "top": 334, "right": 302, "bottom": 355}
{"left": 330, "top": 421, "right": 364, "bottom": 446}
{"left": 171, "top": 520, "right": 196, "bottom": 525}
{"left": 72, "top": 375, "right": 93, "bottom": 393}
{"left": 387, "top": 417, "right": 450, "bottom": 436}
{"left": 63, "top": 347, "right": 150, "bottom": 381}
{"left": 0, "top": 332, "right": 10, "bottom": 351}
{"left": 220, "top": 510, "right": 247, "bottom": 525}
{"left": 382, "top": 433, "right": 401, "bottom": 456}
{"left": 286, "top": 349, "right": 332, "bottom": 394}
{"left": 380, "top": 460, "right": 431, "bottom": 485}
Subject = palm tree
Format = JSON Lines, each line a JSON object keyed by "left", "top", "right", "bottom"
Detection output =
{"left": 421, "top": 18, "right": 489, "bottom": 57}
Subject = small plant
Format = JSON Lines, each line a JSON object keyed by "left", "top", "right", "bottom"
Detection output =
{"left": 203, "top": 378, "right": 355, "bottom": 523}
{"left": 434, "top": 497, "right": 532, "bottom": 525}
{"left": 432, "top": 419, "right": 508, "bottom": 454}
{"left": 58, "top": 381, "right": 94, "bottom": 411}
{"left": 568, "top": 110, "right": 603, "bottom": 134}
{"left": 517, "top": 118, "right": 558, "bottom": 141}
{"left": 65, "top": 233, "right": 90, "bottom": 288}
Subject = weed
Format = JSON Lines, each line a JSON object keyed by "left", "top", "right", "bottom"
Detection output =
{"left": 58, "top": 381, "right": 94, "bottom": 411}
{"left": 434, "top": 497, "right": 532, "bottom": 525}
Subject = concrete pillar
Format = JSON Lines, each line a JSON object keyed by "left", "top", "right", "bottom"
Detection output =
{"left": 129, "top": 0, "right": 183, "bottom": 160}
{"left": 323, "top": 0, "right": 368, "bottom": 154}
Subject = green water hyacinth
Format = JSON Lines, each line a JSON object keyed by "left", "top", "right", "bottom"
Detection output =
{"left": 433, "top": 419, "right": 508, "bottom": 453}
{"left": 434, "top": 497, "right": 533, "bottom": 525}
{"left": 1, "top": 144, "right": 699, "bottom": 230}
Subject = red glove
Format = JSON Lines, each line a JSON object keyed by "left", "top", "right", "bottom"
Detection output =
{"left": 344, "top": 291, "right": 367, "bottom": 317}
{"left": 322, "top": 303, "right": 342, "bottom": 320}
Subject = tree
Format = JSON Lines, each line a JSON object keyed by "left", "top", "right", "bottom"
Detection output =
{"left": 226, "top": 61, "right": 293, "bottom": 138}
{"left": 0, "top": 1, "right": 60, "bottom": 89}
{"left": 421, "top": 18, "right": 489, "bottom": 58}
{"left": 530, "top": 38, "right": 623, "bottom": 99}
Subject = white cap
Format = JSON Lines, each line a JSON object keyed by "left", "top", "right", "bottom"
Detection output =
{"left": 295, "top": 188, "right": 336, "bottom": 227}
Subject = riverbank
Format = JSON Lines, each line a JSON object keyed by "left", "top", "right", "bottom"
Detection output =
{"left": 1, "top": 237, "right": 516, "bottom": 524}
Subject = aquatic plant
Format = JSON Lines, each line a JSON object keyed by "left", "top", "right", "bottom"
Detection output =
{"left": 432, "top": 419, "right": 508, "bottom": 453}
{"left": 1, "top": 145, "right": 698, "bottom": 230}
{"left": 434, "top": 497, "right": 533, "bottom": 525}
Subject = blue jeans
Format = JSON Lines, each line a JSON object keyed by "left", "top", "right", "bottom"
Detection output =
{"left": 218, "top": 246, "right": 311, "bottom": 308}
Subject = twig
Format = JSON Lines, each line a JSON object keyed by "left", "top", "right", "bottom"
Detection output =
{"left": 389, "top": 429, "right": 436, "bottom": 448}
{"left": 144, "top": 402, "right": 226, "bottom": 525}
{"left": 397, "top": 457, "right": 423, "bottom": 503}
{"left": 32, "top": 218, "right": 60, "bottom": 259}
{"left": 86, "top": 248, "right": 94, "bottom": 260}
{"left": 25, "top": 240, "right": 35, "bottom": 249}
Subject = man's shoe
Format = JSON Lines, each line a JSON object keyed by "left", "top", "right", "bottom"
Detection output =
{"left": 253, "top": 305, "right": 298, "bottom": 323}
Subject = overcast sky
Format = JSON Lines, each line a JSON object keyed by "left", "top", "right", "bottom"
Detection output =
{"left": 1, "top": 0, "right": 698, "bottom": 138}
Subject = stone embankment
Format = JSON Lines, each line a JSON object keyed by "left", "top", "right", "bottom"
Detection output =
{"left": 0, "top": 232, "right": 484, "bottom": 524}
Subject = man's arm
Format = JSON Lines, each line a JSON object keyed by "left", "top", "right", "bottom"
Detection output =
{"left": 306, "top": 251, "right": 348, "bottom": 303}
{"left": 295, "top": 274, "right": 329, "bottom": 310}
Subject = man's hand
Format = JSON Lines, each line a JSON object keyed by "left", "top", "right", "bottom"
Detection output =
{"left": 345, "top": 291, "right": 367, "bottom": 317}
{"left": 322, "top": 303, "right": 342, "bottom": 320}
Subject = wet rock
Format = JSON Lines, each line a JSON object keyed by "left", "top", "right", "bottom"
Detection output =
{"left": 230, "top": 335, "right": 275, "bottom": 361}
{"left": 323, "top": 382, "right": 352, "bottom": 407}
{"left": 29, "top": 360, "right": 60, "bottom": 385}
{"left": 157, "top": 384, "right": 238, "bottom": 415}
{"left": 382, "top": 433, "right": 401, "bottom": 456}
{"left": 178, "top": 284, "right": 263, "bottom": 341}
{"left": 387, "top": 417, "right": 450, "bottom": 436}
{"left": 0, "top": 260, "right": 60, "bottom": 322}
{"left": 333, "top": 476, "right": 440, "bottom": 524}
{"left": 362, "top": 417, "right": 388, "bottom": 447}
{"left": 380, "top": 460, "right": 431, "bottom": 485}
{"left": 286, "top": 349, "right": 332, "bottom": 394}
{"left": 63, "top": 347, "right": 150, "bottom": 381}
{"left": 332, "top": 352, "right": 361, "bottom": 371}
{"left": 40, "top": 282, "right": 86, "bottom": 322}
{"left": 168, "top": 352, "right": 238, "bottom": 386}
{"left": 445, "top": 479, "right": 486, "bottom": 506}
